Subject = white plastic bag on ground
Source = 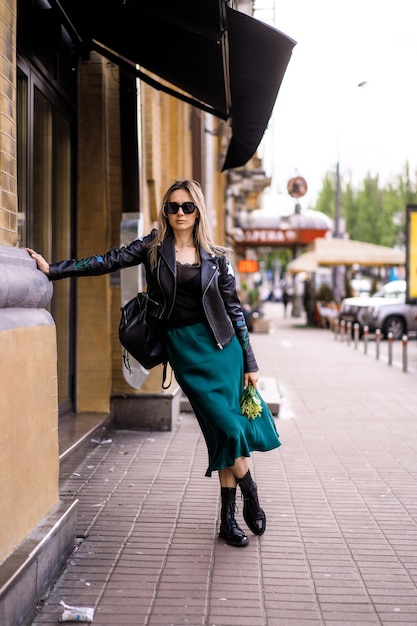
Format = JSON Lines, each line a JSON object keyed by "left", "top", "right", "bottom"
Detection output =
{"left": 59, "top": 600, "right": 94, "bottom": 622}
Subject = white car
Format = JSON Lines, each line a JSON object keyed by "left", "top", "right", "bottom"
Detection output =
{"left": 339, "top": 280, "right": 417, "bottom": 339}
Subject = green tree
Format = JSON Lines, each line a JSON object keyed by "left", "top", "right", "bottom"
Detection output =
{"left": 315, "top": 171, "right": 336, "bottom": 218}
{"left": 342, "top": 182, "right": 356, "bottom": 239}
{"left": 351, "top": 175, "right": 385, "bottom": 243}
{"left": 313, "top": 162, "right": 417, "bottom": 247}
{"left": 385, "top": 163, "right": 417, "bottom": 248}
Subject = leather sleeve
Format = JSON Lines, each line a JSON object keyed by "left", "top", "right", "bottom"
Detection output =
{"left": 218, "top": 256, "right": 259, "bottom": 373}
{"left": 48, "top": 231, "right": 156, "bottom": 281}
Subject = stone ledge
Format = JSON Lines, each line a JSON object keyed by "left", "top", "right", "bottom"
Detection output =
{"left": 0, "top": 500, "right": 78, "bottom": 626}
{"left": 110, "top": 383, "right": 182, "bottom": 431}
{"left": 257, "top": 376, "right": 280, "bottom": 415}
{"left": 251, "top": 317, "right": 271, "bottom": 333}
{"left": 0, "top": 245, "right": 53, "bottom": 310}
{"left": 0, "top": 307, "right": 54, "bottom": 331}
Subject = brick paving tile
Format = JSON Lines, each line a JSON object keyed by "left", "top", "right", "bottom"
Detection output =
{"left": 321, "top": 622, "right": 378, "bottom": 626}
{"left": 267, "top": 621, "right": 324, "bottom": 626}
{"left": 266, "top": 608, "right": 324, "bottom": 620}
{"left": 207, "top": 618, "right": 266, "bottom": 626}
{"left": 321, "top": 613, "right": 379, "bottom": 622}
{"left": 28, "top": 305, "right": 417, "bottom": 626}
{"left": 377, "top": 613, "right": 417, "bottom": 623}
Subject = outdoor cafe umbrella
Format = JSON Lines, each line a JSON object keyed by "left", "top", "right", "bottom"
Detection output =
{"left": 287, "top": 237, "right": 405, "bottom": 273}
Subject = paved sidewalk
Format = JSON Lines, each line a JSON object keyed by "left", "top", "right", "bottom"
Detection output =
{"left": 30, "top": 304, "right": 417, "bottom": 626}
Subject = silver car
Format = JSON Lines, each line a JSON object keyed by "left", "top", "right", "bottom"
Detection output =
{"left": 340, "top": 280, "right": 417, "bottom": 339}
{"left": 358, "top": 281, "right": 417, "bottom": 339}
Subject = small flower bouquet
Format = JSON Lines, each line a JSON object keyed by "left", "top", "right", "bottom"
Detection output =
{"left": 240, "top": 384, "right": 262, "bottom": 420}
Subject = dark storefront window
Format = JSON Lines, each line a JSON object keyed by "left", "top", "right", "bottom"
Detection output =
{"left": 33, "top": 87, "right": 53, "bottom": 257}
{"left": 17, "top": 0, "right": 77, "bottom": 413}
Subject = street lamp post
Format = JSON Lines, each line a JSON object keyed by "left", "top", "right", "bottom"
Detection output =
{"left": 332, "top": 81, "right": 367, "bottom": 302}
{"left": 332, "top": 159, "right": 344, "bottom": 302}
{"left": 334, "top": 159, "right": 341, "bottom": 239}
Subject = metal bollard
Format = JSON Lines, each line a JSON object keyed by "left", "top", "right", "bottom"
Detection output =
{"left": 363, "top": 325, "right": 369, "bottom": 354}
{"left": 353, "top": 323, "right": 360, "bottom": 349}
{"left": 375, "top": 329, "right": 381, "bottom": 359}
{"left": 387, "top": 331, "right": 393, "bottom": 365}
{"left": 402, "top": 335, "right": 408, "bottom": 372}
{"left": 340, "top": 319, "right": 346, "bottom": 342}
{"left": 346, "top": 321, "right": 352, "bottom": 346}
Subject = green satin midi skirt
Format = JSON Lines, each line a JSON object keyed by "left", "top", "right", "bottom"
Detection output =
{"left": 164, "top": 321, "right": 281, "bottom": 477}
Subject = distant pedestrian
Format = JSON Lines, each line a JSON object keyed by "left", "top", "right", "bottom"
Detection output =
{"left": 282, "top": 288, "right": 290, "bottom": 317}
{"left": 24, "top": 179, "right": 281, "bottom": 548}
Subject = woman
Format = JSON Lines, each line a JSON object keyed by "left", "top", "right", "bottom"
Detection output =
{"left": 25, "top": 179, "right": 281, "bottom": 547}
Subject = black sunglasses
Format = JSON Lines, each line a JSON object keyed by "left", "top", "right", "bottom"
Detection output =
{"left": 164, "top": 201, "right": 197, "bottom": 215}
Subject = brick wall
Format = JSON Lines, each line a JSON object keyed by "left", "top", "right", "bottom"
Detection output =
{"left": 0, "top": 0, "right": 17, "bottom": 245}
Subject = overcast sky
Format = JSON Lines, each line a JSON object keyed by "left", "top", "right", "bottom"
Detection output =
{"left": 254, "top": 0, "right": 417, "bottom": 212}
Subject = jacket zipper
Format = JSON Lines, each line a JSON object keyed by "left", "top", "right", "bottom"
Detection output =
{"left": 156, "top": 258, "right": 176, "bottom": 319}
{"left": 202, "top": 267, "right": 224, "bottom": 350}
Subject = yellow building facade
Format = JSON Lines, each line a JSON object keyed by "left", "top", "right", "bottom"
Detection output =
{"left": 0, "top": 0, "right": 286, "bottom": 622}
{"left": 0, "top": 2, "right": 226, "bottom": 624}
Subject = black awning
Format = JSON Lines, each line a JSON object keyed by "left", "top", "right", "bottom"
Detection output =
{"left": 51, "top": 0, "right": 296, "bottom": 170}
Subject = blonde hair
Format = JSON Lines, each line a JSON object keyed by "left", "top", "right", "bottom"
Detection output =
{"left": 148, "top": 180, "right": 226, "bottom": 269}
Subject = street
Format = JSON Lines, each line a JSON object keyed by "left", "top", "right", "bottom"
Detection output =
{"left": 30, "top": 302, "right": 417, "bottom": 626}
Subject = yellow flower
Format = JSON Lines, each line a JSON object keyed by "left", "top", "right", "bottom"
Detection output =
{"left": 240, "top": 384, "right": 262, "bottom": 420}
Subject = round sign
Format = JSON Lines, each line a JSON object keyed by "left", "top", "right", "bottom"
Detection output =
{"left": 287, "top": 176, "right": 308, "bottom": 198}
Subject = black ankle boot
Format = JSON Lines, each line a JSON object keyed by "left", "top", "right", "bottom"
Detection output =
{"left": 237, "top": 470, "right": 266, "bottom": 536}
{"left": 218, "top": 487, "right": 249, "bottom": 547}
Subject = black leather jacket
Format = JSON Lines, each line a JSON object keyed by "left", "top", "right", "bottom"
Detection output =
{"left": 49, "top": 230, "right": 258, "bottom": 372}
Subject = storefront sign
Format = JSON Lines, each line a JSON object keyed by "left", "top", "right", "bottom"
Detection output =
{"left": 237, "top": 259, "right": 259, "bottom": 273}
{"left": 239, "top": 228, "right": 328, "bottom": 245}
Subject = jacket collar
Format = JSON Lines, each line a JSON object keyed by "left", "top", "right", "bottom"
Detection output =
{"left": 158, "top": 235, "right": 176, "bottom": 274}
{"left": 158, "top": 235, "right": 219, "bottom": 282}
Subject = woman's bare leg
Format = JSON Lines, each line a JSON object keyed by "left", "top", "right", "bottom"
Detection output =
{"left": 218, "top": 457, "right": 249, "bottom": 487}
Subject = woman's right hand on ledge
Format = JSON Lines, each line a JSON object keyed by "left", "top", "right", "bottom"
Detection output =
{"left": 22, "top": 247, "right": 50, "bottom": 275}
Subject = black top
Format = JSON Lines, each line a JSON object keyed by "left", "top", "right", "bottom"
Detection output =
{"left": 164, "top": 262, "right": 204, "bottom": 328}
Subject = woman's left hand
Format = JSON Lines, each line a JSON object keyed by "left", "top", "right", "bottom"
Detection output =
{"left": 244, "top": 371, "right": 259, "bottom": 389}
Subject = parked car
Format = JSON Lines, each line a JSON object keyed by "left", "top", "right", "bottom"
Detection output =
{"left": 338, "top": 284, "right": 388, "bottom": 332}
{"left": 339, "top": 280, "right": 417, "bottom": 339}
